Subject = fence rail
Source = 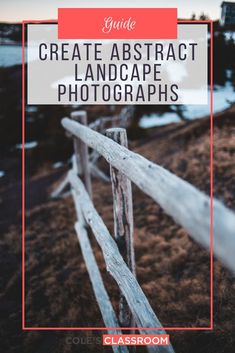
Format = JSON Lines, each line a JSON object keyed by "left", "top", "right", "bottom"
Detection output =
{"left": 70, "top": 171, "right": 174, "bottom": 353}
{"left": 54, "top": 109, "right": 235, "bottom": 353}
{"left": 72, "top": 189, "right": 129, "bottom": 353}
{"left": 62, "top": 116, "right": 235, "bottom": 273}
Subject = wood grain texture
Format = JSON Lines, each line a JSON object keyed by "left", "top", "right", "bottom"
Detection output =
{"left": 69, "top": 171, "right": 175, "bottom": 353}
{"left": 62, "top": 118, "right": 235, "bottom": 273}
{"left": 72, "top": 190, "right": 163, "bottom": 353}
{"left": 71, "top": 111, "right": 92, "bottom": 198}
{"left": 88, "top": 106, "right": 135, "bottom": 132}
{"left": 51, "top": 174, "right": 69, "bottom": 199}
{"left": 71, "top": 193, "right": 129, "bottom": 353}
{"left": 106, "top": 128, "right": 136, "bottom": 328}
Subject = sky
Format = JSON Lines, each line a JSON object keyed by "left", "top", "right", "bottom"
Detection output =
{"left": 0, "top": 0, "right": 232, "bottom": 22}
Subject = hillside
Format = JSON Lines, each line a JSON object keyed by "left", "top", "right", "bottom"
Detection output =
{"left": 0, "top": 107, "right": 235, "bottom": 353}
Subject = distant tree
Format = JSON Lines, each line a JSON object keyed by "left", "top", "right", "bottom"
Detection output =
{"left": 172, "top": 105, "right": 187, "bottom": 121}
{"left": 213, "top": 33, "right": 227, "bottom": 86}
{"left": 0, "top": 23, "right": 21, "bottom": 42}
{"left": 191, "top": 13, "right": 196, "bottom": 20}
{"left": 9, "top": 26, "right": 21, "bottom": 42}
{"left": 226, "top": 35, "right": 235, "bottom": 70}
{"left": 199, "top": 12, "right": 209, "bottom": 20}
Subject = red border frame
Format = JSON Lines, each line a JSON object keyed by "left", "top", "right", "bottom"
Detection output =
{"left": 22, "top": 19, "right": 214, "bottom": 331}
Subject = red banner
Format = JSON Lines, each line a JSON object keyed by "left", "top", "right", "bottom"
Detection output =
{"left": 103, "top": 334, "right": 170, "bottom": 346}
{"left": 58, "top": 8, "right": 177, "bottom": 39}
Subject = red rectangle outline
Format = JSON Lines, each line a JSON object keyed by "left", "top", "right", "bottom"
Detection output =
{"left": 22, "top": 19, "right": 214, "bottom": 331}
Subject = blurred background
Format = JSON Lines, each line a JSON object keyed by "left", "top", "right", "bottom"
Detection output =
{"left": 0, "top": 2, "right": 235, "bottom": 189}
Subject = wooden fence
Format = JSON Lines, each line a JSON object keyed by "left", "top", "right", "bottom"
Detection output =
{"left": 54, "top": 109, "right": 235, "bottom": 353}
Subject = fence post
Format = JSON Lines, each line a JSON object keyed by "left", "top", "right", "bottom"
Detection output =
{"left": 71, "top": 111, "right": 92, "bottom": 198}
{"left": 105, "top": 128, "right": 136, "bottom": 328}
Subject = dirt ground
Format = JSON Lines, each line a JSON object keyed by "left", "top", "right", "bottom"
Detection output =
{"left": 0, "top": 107, "right": 235, "bottom": 353}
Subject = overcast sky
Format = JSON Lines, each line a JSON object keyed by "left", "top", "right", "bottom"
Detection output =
{"left": 0, "top": 0, "right": 231, "bottom": 22}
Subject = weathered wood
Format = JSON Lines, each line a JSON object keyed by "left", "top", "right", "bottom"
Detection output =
{"left": 106, "top": 128, "right": 135, "bottom": 328}
{"left": 71, "top": 193, "right": 129, "bottom": 353}
{"left": 50, "top": 174, "right": 69, "bottom": 199}
{"left": 75, "top": 223, "right": 129, "bottom": 353}
{"left": 62, "top": 118, "right": 235, "bottom": 273}
{"left": 88, "top": 106, "right": 134, "bottom": 132}
{"left": 72, "top": 189, "right": 158, "bottom": 353}
{"left": 71, "top": 154, "right": 79, "bottom": 174}
{"left": 90, "top": 150, "right": 100, "bottom": 164}
{"left": 71, "top": 111, "right": 92, "bottom": 198}
{"left": 49, "top": 152, "right": 107, "bottom": 196}
{"left": 69, "top": 171, "right": 175, "bottom": 353}
{"left": 89, "top": 115, "right": 116, "bottom": 131}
